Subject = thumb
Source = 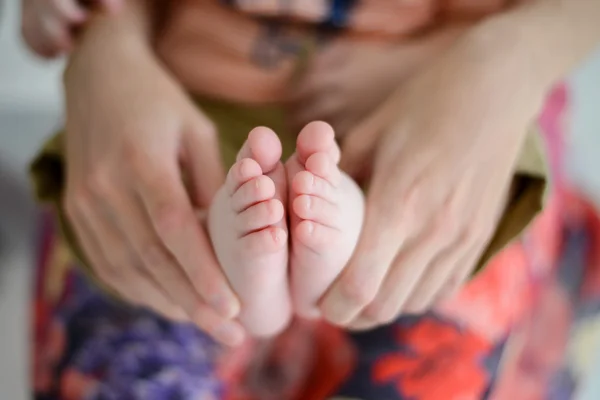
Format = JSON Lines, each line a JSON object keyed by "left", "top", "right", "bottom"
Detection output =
{"left": 340, "top": 101, "right": 395, "bottom": 180}
{"left": 182, "top": 122, "right": 225, "bottom": 208}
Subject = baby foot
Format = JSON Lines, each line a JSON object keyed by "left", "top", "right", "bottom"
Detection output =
{"left": 286, "top": 121, "right": 365, "bottom": 319}
{"left": 208, "top": 127, "right": 291, "bottom": 337}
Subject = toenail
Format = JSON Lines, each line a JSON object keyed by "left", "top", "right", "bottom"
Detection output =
{"left": 309, "top": 174, "right": 315, "bottom": 188}
{"left": 306, "top": 222, "right": 314, "bottom": 235}
{"left": 239, "top": 159, "right": 251, "bottom": 177}
{"left": 305, "top": 196, "right": 312, "bottom": 209}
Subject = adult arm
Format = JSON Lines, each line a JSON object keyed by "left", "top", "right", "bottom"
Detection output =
{"left": 61, "top": 0, "right": 244, "bottom": 345}
{"left": 318, "top": 0, "right": 600, "bottom": 328}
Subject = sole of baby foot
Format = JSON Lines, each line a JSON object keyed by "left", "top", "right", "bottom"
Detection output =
{"left": 209, "top": 127, "right": 292, "bottom": 337}
{"left": 286, "top": 121, "right": 365, "bottom": 319}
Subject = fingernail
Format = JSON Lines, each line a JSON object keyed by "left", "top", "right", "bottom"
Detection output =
{"left": 320, "top": 290, "right": 353, "bottom": 325}
{"left": 215, "top": 322, "right": 245, "bottom": 347}
{"left": 213, "top": 294, "right": 241, "bottom": 319}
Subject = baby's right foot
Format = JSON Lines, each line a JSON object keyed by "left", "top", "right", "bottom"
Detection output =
{"left": 286, "top": 122, "right": 365, "bottom": 319}
{"left": 208, "top": 127, "right": 291, "bottom": 337}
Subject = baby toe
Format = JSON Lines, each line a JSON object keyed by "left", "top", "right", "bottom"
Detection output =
{"left": 305, "top": 153, "right": 341, "bottom": 187}
{"left": 293, "top": 195, "right": 338, "bottom": 228}
{"left": 237, "top": 199, "right": 284, "bottom": 235}
{"left": 231, "top": 175, "right": 276, "bottom": 212}
{"left": 239, "top": 227, "right": 288, "bottom": 256}
{"left": 292, "top": 170, "right": 337, "bottom": 203}
{"left": 226, "top": 158, "right": 263, "bottom": 195}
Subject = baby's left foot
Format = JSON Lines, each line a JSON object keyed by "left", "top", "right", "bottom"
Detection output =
{"left": 286, "top": 122, "right": 365, "bottom": 319}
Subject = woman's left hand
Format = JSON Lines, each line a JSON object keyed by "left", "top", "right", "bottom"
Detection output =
{"left": 317, "top": 26, "right": 548, "bottom": 329}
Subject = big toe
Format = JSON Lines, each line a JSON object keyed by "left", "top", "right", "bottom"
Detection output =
{"left": 296, "top": 121, "right": 340, "bottom": 165}
{"left": 237, "top": 127, "right": 282, "bottom": 174}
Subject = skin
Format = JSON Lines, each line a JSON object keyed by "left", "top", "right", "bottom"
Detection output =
{"left": 21, "top": 0, "right": 122, "bottom": 58}
{"left": 313, "top": 0, "right": 600, "bottom": 330}
{"left": 62, "top": 1, "right": 244, "bottom": 346}
{"left": 208, "top": 122, "right": 364, "bottom": 335}
{"left": 208, "top": 127, "right": 291, "bottom": 337}
{"left": 29, "top": 0, "right": 600, "bottom": 340}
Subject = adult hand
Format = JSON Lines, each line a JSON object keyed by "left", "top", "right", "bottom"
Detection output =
{"left": 289, "top": 25, "right": 467, "bottom": 142}
{"left": 21, "top": 0, "right": 121, "bottom": 58}
{"left": 319, "top": 25, "right": 548, "bottom": 329}
{"left": 63, "top": 35, "right": 244, "bottom": 345}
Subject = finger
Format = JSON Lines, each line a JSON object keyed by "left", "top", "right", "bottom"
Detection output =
{"left": 87, "top": 184, "right": 246, "bottom": 345}
{"left": 435, "top": 238, "right": 489, "bottom": 304}
{"left": 74, "top": 204, "right": 244, "bottom": 345}
{"left": 76, "top": 190, "right": 190, "bottom": 316}
{"left": 346, "top": 316, "right": 381, "bottom": 331}
{"left": 50, "top": 0, "right": 87, "bottom": 22}
{"left": 23, "top": 13, "right": 72, "bottom": 57}
{"left": 183, "top": 126, "right": 226, "bottom": 207}
{"left": 66, "top": 192, "right": 180, "bottom": 319}
{"left": 40, "top": 14, "right": 73, "bottom": 50}
{"left": 21, "top": 21, "right": 58, "bottom": 58}
{"left": 319, "top": 188, "right": 407, "bottom": 325}
{"left": 358, "top": 220, "right": 449, "bottom": 325}
{"left": 93, "top": 185, "right": 206, "bottom": 317}
{"left": 401, "top": 234, "right": 469, "bottom": 314}
{"left": 134, "top": 156, "right": 240, "bottom": 319}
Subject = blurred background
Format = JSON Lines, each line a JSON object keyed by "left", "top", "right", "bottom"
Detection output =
{"left": 1, "top": 0, "right": 600, "bottom": 398}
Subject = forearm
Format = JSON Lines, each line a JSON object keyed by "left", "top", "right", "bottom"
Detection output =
{"left": 66, "top": 0, "right": 163, "bottom": 74}
{"left": 480, "top": 0, "right": 600, "bottom": 93}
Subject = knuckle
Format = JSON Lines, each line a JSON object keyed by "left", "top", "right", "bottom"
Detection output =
{"left": 154, "top": 203, "right": 185, "bottom": 234}
{"left": 192, "top": 274, "right": 221, "bottom": 303}
{"left": 94, "top": 265, "right": 120, "bottom": 286}
{"left": 462, "top": 222, "right": 488, "bottom": 246}
{"left": 86, "top": 168, "right": 113, "bottom": 197}
{"left": 64, "top": 187, "right": 89, "bottom": 217}
{"left": 122, "top": 142, "right": 148, "bottom": 175}
{"left": 363, "top": 303, "right": 397, "bottom": 325}
{"left": 339, "top": 275, "right": 376, "bottom": 307}
{"left": 140, "top": 241, "right": 171, "bottom": 270}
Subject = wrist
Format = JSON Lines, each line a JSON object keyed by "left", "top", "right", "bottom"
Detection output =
{"left": 65, "top": 19, "right": 154, "bottom": 86}
{"left": 473, "top": 0, "right": 600, "bottom": 93}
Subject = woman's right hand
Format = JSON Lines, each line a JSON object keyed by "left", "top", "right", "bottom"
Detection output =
{"left": 63, "top": 33, "right": 245, "bottom": 346}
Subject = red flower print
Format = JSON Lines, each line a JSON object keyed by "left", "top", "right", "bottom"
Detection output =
{"left": 372, "top": 318, "right": 492, "bottom": 400}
